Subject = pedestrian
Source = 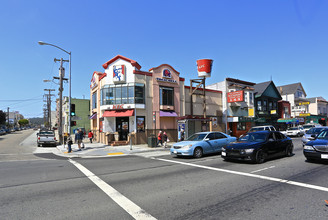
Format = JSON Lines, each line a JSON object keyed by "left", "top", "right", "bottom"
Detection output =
{"left": 157, "top": 130, "right": 163, "bottom": 147}
{"left": 162, "top": 131, "right": 168, "bottom": 148}
{"left": 88, "top": 130, "right": 94, "bottom": 143}
{"left": 179, "top": 129, "right": 185, "bottom": 141}
{"left": 74, "top": 129, "right": 78, "bottom": 144}
{"left": 66, "top": 133, "right": 73, "bottom": 153}
{"left": 77, "top": 128, "right": 84, "bottom": 151}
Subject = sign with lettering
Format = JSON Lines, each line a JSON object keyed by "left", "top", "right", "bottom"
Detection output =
{"left": 298, "top": 102, "right": 310, "bottom": 106}
{"left": 113, "top": 104, "right": 124, "bottom": 109}
{"left": 300, "top": 113, "right": 310, "bottom": 117}
{"left": 156, "top": 78, "right": 177, "bottom": 83}
{"left": 227, "top": 90, "right": 244, "bottom": 103}
{"left": 113, "top": 65, "right": 126, "bottom": 82}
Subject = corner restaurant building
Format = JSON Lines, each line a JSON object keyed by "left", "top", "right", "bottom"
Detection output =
{"left": 90, "top": 55, "right": 224, "bottom": 145}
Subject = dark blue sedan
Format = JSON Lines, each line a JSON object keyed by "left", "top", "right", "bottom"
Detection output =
{"left": 303, "top": 128, "right": 328, "bottom": 162}
{"left": 221, "top": 131, "right": 294, "bottom": 163}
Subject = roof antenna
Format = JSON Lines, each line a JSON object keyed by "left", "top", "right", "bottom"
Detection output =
{"left": 270, "top": 75, "right": 272, "bottom": 81}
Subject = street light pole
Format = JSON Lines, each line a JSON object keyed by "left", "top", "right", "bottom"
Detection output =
{"left": 38, "top": 41, "right": 72, "bottom": 134}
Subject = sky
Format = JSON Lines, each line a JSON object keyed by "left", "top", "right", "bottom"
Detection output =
{"left": 0, "top": 0, "right": 327, "bottom": 118}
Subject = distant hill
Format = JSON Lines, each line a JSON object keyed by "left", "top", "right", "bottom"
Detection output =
{"left": 28, "top": 117, "right": 44, "bottom": 125}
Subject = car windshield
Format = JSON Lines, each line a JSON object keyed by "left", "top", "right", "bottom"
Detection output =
{"left": 187, "top": 133, "right": 207, "bottom": 141}
{"left": 306, "top": 127, "right": 324, "bottom": 134}
{"left": 303, "top": 125, "right": 314, "bottom": 129}
{"left": 249, "top": 127, "right": 264, "bottom": 132}
{"left": 40, "top": 131, "right": 54, "bottom": 135}
{"left": 316, "top": 130, "right": 328, "bottom": 140}
{"left": 287, "top": 127, "right": 299, "bottom": 131}
{"left": 239, "top": 132, "right": 268, "bottom": 142}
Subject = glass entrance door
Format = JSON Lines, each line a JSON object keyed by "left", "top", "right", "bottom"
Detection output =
{"left": 116, "top": 117, "right": 129, "bottom": 141}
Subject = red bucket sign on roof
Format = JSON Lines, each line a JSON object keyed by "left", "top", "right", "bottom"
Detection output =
{"left": 197, "top": 59, "right": 213, "bottom": 78}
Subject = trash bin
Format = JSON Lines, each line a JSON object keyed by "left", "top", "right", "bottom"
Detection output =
{"left": 148, "top": 134, "right": 157, "bottom": 148}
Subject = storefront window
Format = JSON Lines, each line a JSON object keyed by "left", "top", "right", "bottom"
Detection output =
{"left": 263, "top": 100, "right": 267, "bottom": 111}
{"left": 136, "top": 116, "right": 145, "bottom": 132}
{"left": 92, "top": 92, "right": 97, "bottom": 109}
{"left": 128, "top": 86, "right": 134, "bottom": 104}
{"left": 269, "top": 101, "right": 273, "bottom": 110}
{"left": 121, "top": 86, "right": 128, "bottom": 104}
{"left": 160, "top": 86, "right": 174, "bottom": 106}
{"left": 135, "top": 84, "right": 144, "bottom": 104}
{"left": 237, "top": 122, "right": 246, "bottom": 131}
{"left": 115, "top": 87, "right": 122, "bottom": 104}
{"left": 249, "top": 92, "right": 253, "bottom": 104}
{"left": 257, "top": 100, "right": 262, "bottom": 111}
{"left": 100, "top": 83, "right": 145, "bottom": 105}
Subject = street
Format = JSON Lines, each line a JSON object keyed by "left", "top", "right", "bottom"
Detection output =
{"left": 1, "top": 131, "right": 328, "bottom": 220}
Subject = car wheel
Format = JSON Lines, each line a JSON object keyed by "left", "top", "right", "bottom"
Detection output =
{"left": 254, "top": 150, "right": 266, "bottom": 164}
{"left": 193, "top": 147, "right": 203, "bottom": 158}
{"left": 297, "top": 133, "right": 300, "bottom": 137}
{"left": 37, "top": 144, "right": 40, "bottom": 147}
{"left": 285, "top": 145, "right": 293, "bottom": 157}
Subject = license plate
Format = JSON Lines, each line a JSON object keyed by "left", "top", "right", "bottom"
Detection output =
{"left": 221, "top": 152, "right": 226, "bottom": 156}
{"left": 321, "top": 154, "right": 328, "bottom": 159}
{"left": 173, "top": 150, "right": 177, "bottom": 154}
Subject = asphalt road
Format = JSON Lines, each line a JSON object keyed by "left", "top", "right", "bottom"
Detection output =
{"left": 1, "top": 131, "right": 328, "bottom": 220}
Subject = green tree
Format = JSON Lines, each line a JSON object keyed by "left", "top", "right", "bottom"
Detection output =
{"left": 18, "top": 119, "right": 29, "bottom": 127}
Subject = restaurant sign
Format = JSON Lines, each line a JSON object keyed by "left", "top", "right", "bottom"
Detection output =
{"left": 227, "top": 90, "right": 244, "bottom": 103}
{"left": 156, "top": 78, "right": 177, "bottom": 83}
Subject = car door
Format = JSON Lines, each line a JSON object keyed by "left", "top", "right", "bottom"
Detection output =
{"left": 203, "top": 133, "right": 216, "bottom": 154}
{"left": 274, "top": 132, "right": 288, "bottom": 154}
{"left": 275, "top": 132, "right": 289, "bottom": 154}
{"left": 212, "top": 132, "right": 229, "bottom": 152}
{"left": 266, "top": 132, "right": 279, "bottom": 156}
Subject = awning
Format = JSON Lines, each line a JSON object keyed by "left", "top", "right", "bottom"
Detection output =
{"left": 160, "top": 111, "right": 178, "bottom": 117}
{"left": 277, "top": 118, "right": 299, "bottom": 123}
{"left": 89, "top": 113, "right": 97, "bottom": 119}
{"left": 103, "top": 109, "right": 134, "bottom": 117}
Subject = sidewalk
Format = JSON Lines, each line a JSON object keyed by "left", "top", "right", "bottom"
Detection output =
{"left": 55, "top": 140, "right": 174, "bottom": 158}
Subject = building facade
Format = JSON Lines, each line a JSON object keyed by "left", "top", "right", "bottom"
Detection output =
{"left": 254, "top": 81, "right": 282, "bottom": 128}
{"left": 207, "top": 78, "right": 256, "bottom": 137}
{"left": 90, "top": 55, "right": 224, "bottom": 145}
{"left": 57, "top": 97, "right": 90, "bottom": 134}
{"left": 307, "top": 97, "right": 327, "bottom": 125}
{"left": 277, "top": 82, "right": 309, "bottom": 120}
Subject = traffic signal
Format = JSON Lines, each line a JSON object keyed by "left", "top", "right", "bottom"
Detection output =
{"left": 71, "top": 104, "right": 76, "bottom": 116}
{"left": 72, "top": 121, "right": 76, "bottom": 126}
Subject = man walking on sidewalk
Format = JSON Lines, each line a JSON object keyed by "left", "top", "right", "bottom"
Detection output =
{"left": 77, "top": 129, "right": 84, "bottom": 151}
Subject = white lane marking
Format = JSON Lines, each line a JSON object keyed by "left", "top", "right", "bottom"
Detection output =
{"left": 155, "top": 158, "right": 328, "bottom": 193}
{"left": 250, "top": 166, "right": 275, "bottom": 173}
{"left": 69, "top": 159, "right": 156, "bottom": 220}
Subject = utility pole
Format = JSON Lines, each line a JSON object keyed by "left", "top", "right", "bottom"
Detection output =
{"left": 7, "top": 107, "right": 9, "bottom": 128}
{"left": 54, "top": 58, "right": 68, "bottom": 144}
{"left": 44, "top": 89, "right": 55, "bottom": 130}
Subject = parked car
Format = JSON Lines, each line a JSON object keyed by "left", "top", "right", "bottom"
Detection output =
{"left": 248, "top": 125, "right": 276, "bottom": 133}
{"left": 303, "top": 129, "right": 328, "bottom": 162}
{"left": 301, "top": 126, "right": 328, "bottom": 146}
{"left": 0, "top": 129, "right": 6, "bottom": 135}
{"left": 221, "top": 130, "right": 293, "bottom": 164}
{"left": 285, "top": 126, "right": 305, "bottom": 137}
{"left": 37, "top": 130, "right": 57, "bottom": 147}
{"left": 170, "top": 131, "right": 237, "bottom": 158}
{"left": 302, "top": 124, "right": 321, "bottom": 132}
